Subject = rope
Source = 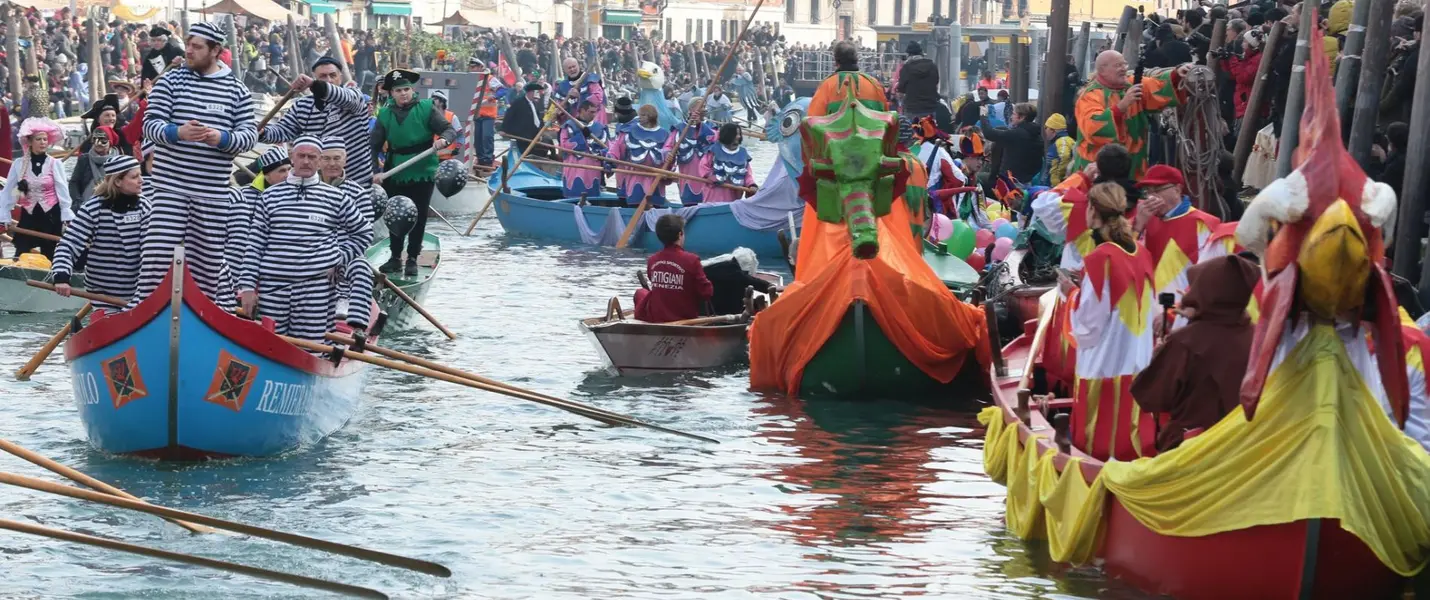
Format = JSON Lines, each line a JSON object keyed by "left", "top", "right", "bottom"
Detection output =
{"left": 1167, "top": 66, "right": 1230, "bottom": 219}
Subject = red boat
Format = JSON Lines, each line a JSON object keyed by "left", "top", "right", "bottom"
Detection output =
{"left": 981, "top": 305, "right": 1410, "bottom": 600}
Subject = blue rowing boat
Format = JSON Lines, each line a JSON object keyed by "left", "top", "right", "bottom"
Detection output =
{"left": 486, "top": 152, "right": 800, "bottom": 259}
{"left": 64, "top": 249, "right": 374, "bottom": 460}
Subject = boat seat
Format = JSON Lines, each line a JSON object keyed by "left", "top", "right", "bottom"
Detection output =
{"left": 415, "top": 253, "right": 439, "bottom": 268}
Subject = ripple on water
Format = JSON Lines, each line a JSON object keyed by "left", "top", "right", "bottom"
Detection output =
{"left": 0, "top": 140, "right": 1152, "bottom": 599}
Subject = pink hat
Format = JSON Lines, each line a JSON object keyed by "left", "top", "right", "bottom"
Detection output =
{"left": 18, "top": 117, "right": 61, "bottom": 144}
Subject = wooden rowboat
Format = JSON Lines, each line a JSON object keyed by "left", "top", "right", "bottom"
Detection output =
{"left": 0, "top": 261, "right": 88, "bottom": 313}
{"left": 64, "top": 249, "right": 376, "bottom": 460}
{"left": 365, "top": 232, "right": 441, "bottom": 332}
{"left": 984, "top": 308, "right": 1407, "bottom": 600}
{"left": 579, "top": 308, "right": 751, "bottom": 377}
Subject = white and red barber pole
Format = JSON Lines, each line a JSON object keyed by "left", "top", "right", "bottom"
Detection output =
{"left": 460, "top": 72, "right": 493, "bottom": 167}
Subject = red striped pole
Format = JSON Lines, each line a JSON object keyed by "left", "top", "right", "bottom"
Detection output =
{"left": 461, "top": 72, "right": 493, "bottom": 166}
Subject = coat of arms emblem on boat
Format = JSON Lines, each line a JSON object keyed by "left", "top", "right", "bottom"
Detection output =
{"left": 205, "top": 350, "right": 258, "bottom": 412}
{"left": 100, "top": 347, "right": 147, "bottom": 409}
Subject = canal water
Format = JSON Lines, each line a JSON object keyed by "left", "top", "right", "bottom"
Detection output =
{"left": 0, "top": 140, "right": 1149, "bottom": 598}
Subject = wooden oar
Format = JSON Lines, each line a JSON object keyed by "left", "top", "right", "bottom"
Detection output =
{"left": 308, "top": 333, "right": 718, "bottom": 444}
{"left": 464, "top": 122, "right": 557, "bottom": 236}
{"left": 376, "top": 146, "right": 441, "bottom": 181}
{"left": 0, "top": 519, "right": 387, "bottom": 599}
{"left": 0, "top": 437, "right": 211, "bottom": 534}
{"left": 502, "top": 134, "right": 754, "bottom": 193}
{"left": 617, "top": 0, "right": 768, "bottom": 249}
{"left": 1019, "top": 289, "right": 1061, "bottom": 391}
{"left": 10, "top": 226, "right": 61, "bottom": 242}
{"left": 257, "top": 85, "right": 299, "bottom": 131}
{"left": 665, "top": 314, "right": 746, "bottom": 327}
{"left": 0, "top": 470, "right": 452, "bottom": 577}
{"left": 429, "top": 207, "right": 462, "bottom": 235}
{"left": 525, "top": 157, "right": 698, "bottom": 182}
{"left": 373, "top": 272, "right": 456, "bottom": 340}
{"left": 13, "top": 303, "right": 92, "bottom": 381}
{"left": 27, "top": 281, "right": 123, "bottom": 306}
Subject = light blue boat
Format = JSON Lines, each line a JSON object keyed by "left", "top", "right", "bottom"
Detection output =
{"left": 486, "top": 151, "right": 799, "bottom": 259}
{"left": 64, "top": 250, "right": 372, "bottom": 459}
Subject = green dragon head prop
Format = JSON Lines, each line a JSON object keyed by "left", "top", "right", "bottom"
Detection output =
{"left": 798, "top": 78, "right": 904, "bottom": 260}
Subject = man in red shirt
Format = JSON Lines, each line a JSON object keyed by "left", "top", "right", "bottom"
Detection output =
{"left": 634, "top": 215, "right": 713, "bottom": 322}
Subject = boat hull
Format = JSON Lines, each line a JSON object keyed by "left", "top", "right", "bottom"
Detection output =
{"left": 365, "top": 232, "right": 440, "bottom": 332}
{"left": 579, "top": 316, "right": 748, "bottom": 376}
{"left": 987, "top": 332, "right": 1406, "bottom": 600}
{"left": 64, "top": 260, "right": 369, "bottom": 459}
{"left": 799, "top": 301, "right": 954, "bottom": 399}
{"left": 0, "top": 265, "right": 88, "bottom": 313}
{"left": 491, "top": 189, "right": 789, "bottom": 259}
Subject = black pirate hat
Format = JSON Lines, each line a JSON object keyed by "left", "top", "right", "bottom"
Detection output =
{"left": 82, "top": 94, "right": 121, "bottom": 121}
{"left": 382, "top": 69, "right": 419, "bottom": 90}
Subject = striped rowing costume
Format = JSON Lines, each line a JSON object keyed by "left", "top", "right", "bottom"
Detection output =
{"left": 50, "top": 193, "right": 150, "bottom": 310}
{"left": 237, "top": 174, "right": 373, "bottom": 341}
{"left": 261, "top": 81, "right": 374, "bottom": 185}
{"left": 136, "top": 58, "right": 257, "bottom": 308}
{"left": 334, "top": 178, "right": 374, "bottom": 226}
{"left": 226, "top": 185, "right": 262, "bottom": 274}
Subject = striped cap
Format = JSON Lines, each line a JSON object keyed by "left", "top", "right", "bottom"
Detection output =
{"left": 103, "top": 154, "right": 141, "bottom": 176}
{"left": 321, "top": 136, "right": 346, "bottom": 152}
{"left": 188, "top": 22, "right": 225, "bottom": 45}
{"left": 292, "top": 135, "right": 323, "bottom": 151}
{"left": 258, "top": 146, "right": 290, "bottom": 173}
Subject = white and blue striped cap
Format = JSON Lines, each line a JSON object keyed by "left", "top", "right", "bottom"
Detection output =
{"left": 321, "top": 136, "right": 346, "bottom": 152}
{"left": 258, "top": 146, "right": 290, "bottom": 173}
{"left": 188, "top": 22, "right": 225, "bottom": 45}
{"left": 103, "top": 154, "right": 141, "bottom": 176}
{"left": 292, "top": 135, "right": 323, "bottom": 151}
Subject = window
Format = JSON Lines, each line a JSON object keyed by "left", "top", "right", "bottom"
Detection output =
{"left": 910, "top": 0, "right": 918, "bottom": 23}
{"left": 868, "top": 0, "right": 877, "bottom": 25}
{"left": 665, "top": 18, "right": 672, "bottom": 39}
{"left": 686, "top": 19, "right": 692, "bottom": 42}
{"left": 786, "top": 0, "right": 796, "bottom": 22}
{"left": 696, "top": 19, "right": 703, "bottom": 42}
{"left": 721, "top": 20, "right": 728, "bottom": 41}
{"left": 810, "top": 0, "right": 820, "bottom": 24}
{"left": 351, "top": 13, "right": 361, "bottom": 30}
{"left": 707, "top": 19, "right": 713, "bottom": 41}
{"left": 557, "top": 22, "right": 565, "bottom": 37}
{"left": 933, "top": 0, "right": 942, "bottom": 17}
{"left": 894, "top": 0, "right": 903, "bottom": 25}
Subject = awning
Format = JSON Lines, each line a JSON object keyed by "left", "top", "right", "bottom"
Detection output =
{"left": 602, "top": 9, "right": 642, "bottom": 26}
{"left": 7, "top": 0, "right": 66, "bottom": 8}
{"left": 307, "top": 0, "right": 341, "bottom": 14}
{"left": 198, "top": 0, "right": 299, "bottom": 22}
{"left": 371, "top": 2, "right": 411, "bottom": 16}
{"left": 434, "top": 8, "right": 524, "bottom": 31}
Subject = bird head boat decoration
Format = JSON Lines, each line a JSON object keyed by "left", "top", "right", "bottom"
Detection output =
{"left": 766, "top": 97, "right": 811, "bottom": 182}
{"left": 1234, "top": 12, "right": 1408, "bottom": 424}
{"left": 797, "top": 87, "right": 903, "bottom": 260}
{"left": 636, "top": 61, "right": 666, "bottom": 90}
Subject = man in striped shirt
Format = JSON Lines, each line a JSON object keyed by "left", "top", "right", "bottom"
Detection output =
{"left": 237, "top": 137, "right": 374, "bottom": 341}
{"left": 133, "top": 23, "right": 257, "bottom": 309}
{"left": 261, "top": 56, "right": 373, "bottom": 186}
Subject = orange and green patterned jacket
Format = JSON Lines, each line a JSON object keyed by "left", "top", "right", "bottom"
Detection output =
{"left": 1070, "top": 68, "right": 1181, "bottom": 178}
{"left": 809, "top": 71, "right": 889, "bottom": 118}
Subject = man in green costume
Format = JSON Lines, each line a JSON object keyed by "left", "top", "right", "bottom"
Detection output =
{"left": 371, "top": 69, "right": 458, "bottom": 277}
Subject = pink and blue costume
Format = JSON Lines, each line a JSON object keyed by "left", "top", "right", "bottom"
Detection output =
{"left": 559, "top": 119, "right": 610, "bottom": 199}
{"left": 607, "top": 123, "right": 675, "bottom": 207}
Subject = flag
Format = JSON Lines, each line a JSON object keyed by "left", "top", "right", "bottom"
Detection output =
{"left": 497, "top": 55, "right": 517, "bottom": 87}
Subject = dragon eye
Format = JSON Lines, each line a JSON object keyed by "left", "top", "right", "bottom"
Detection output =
{"left": 780, "top": 109, "right": 804, "bottom": 137}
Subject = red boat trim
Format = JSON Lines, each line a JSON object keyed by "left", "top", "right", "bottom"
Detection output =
{"left": 64, "top": 265, "right": 177, "bottom": 360}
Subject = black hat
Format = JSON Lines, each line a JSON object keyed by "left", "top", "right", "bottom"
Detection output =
{"left": 149, "top": 25, "right": 170, "bottom": 38}
{"left": 614, "top": 96, "right": 635, "bottom": 114}
{"left": 382, "top": 69, "right": 419, "bottom": 90}
{"left": 906, "top": 41, "right": 923, "bottom": 55}
{"left": 523, "top": 81, "right": 545, "bottom": 92}
{"left": 81, "top": 94, "right": 121, "bottom": 121}
{"left": 311, "top": 55, "right": 343, "bottom": 72}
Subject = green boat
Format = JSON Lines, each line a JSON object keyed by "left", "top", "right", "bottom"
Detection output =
{"left": 799, "top": 300, "right": 966, "bottom": 398}
{"left": 364, "top": 232, "right": 441, "bottom": 331}
{"left": 921, "top": 240, "right": 979, "bottom": 297}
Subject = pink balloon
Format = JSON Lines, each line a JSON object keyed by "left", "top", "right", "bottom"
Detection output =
{"left": 966, "top": 252, "right": 986, "bottom": 272}
{"left": 992, "top": 218, "right": 1010, "bottom": 230}
{"left": 974, "top": 228, "right": 996, "bottom": 248}
{"left": 991, "top": 237, "right": 1014, "bottom": 262}
{"left": 930, "top": 213, "right": 954, "bottom": 242}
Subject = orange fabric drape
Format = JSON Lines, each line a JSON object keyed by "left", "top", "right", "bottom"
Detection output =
{"left": 749, "top": 199, "right": 991, "bottom": 394}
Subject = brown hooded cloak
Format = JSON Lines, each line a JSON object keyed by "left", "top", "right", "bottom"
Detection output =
{"left": 1131, "top": 255, "right": 1261, "bottom": 451}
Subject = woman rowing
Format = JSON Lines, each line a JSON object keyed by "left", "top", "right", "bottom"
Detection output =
{"left": 674, "top": 99, "right": 715, "bottom": 206}
{"left": 607, "top": 104, "right": 674, "bottom": 207}
{"left": 49, "top": 155, "right": 148, "bottom": 312}
{"left": 699, "top": 123, "right": 756, "bottom": 204}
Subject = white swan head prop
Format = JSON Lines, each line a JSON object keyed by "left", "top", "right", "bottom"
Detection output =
{"left": 637, "top": 61, "right": 665, "bottom": 90}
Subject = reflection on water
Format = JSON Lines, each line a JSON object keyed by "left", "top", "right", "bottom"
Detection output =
{"left": 0, "top": 138, "right": 1155, "bottom": 599}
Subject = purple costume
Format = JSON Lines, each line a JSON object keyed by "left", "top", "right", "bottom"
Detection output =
{"left": 607, "top": 123, "right": 674, "bottom": 207}
{"left": 559, "top": 119, "right": 610, "bottom": 199}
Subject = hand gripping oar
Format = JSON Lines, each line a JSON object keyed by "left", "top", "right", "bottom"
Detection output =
{"left": 0, "top": 470, "right": 451, "bottom": 577}
{"left": 616, "top": 0, "right": 769, "bottom": 249}
{"left": 0, "top": 519, "right": 386, "bottom": 599}
{"left": 307, "top": 334, "right": 719, "bottom": 444}
{"left": 0, "top": 437, "right": 211, "bottom": 533}
{"left": 14, "top": 303, "right": 92, "bottom": 381}
{"left": 376, "top": 146, "right": 441, "bottom": 182}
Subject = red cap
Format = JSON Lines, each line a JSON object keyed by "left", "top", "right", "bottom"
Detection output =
{"left": 1137, "top": 165, "right": 1185, "bottom": 189}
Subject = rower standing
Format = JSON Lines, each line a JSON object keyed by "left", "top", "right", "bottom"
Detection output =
{"left": 49, "top": 156, "right": 149, "bottom": 311}
{"left": 675, "top": 99, "right": 715, "bottom": 206}
{"left": 607, "top": 105, "right": 674, "bottom": 207}
{"left": 228, "top": 146, "right": 290, "bottom": 275}
{"left": 134, "top": 23, "right": 257, "bottom": 308}
{"left": 261, "top": 57, "right": 374, "bottom": 186}
{"left": 699, "top": 123, "right": 756, "bottom": 204}
{"left": 559, "top": 100, "right": 609, "bottom": 200}
{"left": 370, "top": 69, "right": 457, "bottom": 278}
{"left": 556, "top": 58, "right": 607, "bottom": 127}
{"left": 237, "top": 137, "right": 373, "bottom": 341}
{"left": 0, "top": 118, "right": 74, "bottom": 259}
